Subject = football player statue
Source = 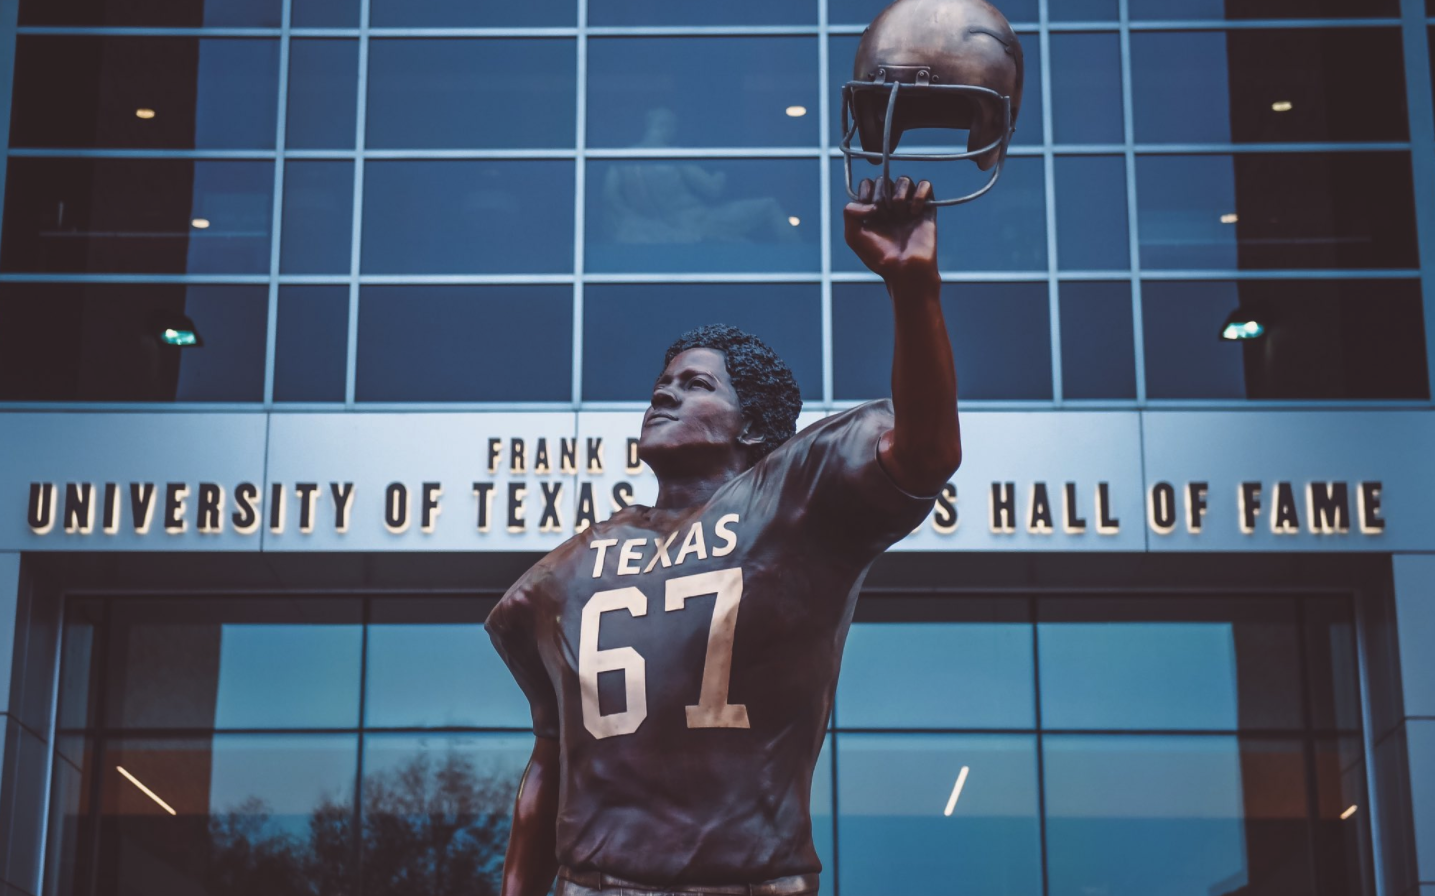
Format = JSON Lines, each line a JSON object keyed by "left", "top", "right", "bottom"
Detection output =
{"left": 486, "top": 1, "right": 1022, "bottom": 894}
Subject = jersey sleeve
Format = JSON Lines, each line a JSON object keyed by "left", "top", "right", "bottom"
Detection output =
{"left": 760, "top": 399, "right": 939, "bottom": 553}
{"left": 485, "top": 580, "right": 561, "bottom": 739}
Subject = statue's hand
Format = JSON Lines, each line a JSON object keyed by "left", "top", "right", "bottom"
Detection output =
{"left": 843, "top": 177, "right": 939, "bottom": 292}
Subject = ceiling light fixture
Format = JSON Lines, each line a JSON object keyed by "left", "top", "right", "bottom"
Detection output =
{"left": 942, "top": 766, "right": 970, "bottom": 816}
{"left": 787, "top": 216, "right": 801, "bottom": 227}
{"left": 135, "top": 108, "right": 156, "bottom": 120}
{"left": 117, "top": 766, "right": 178, "bottom": 815}
{"left": 150, "top": 311, "right": 204, "bottom": 347}
{"left": 1220, "top": 308, "right": 1266, "bottom": 341}
{"left": 1341, "top": 805, "right": 1358, "bottom": 820}
{"left": 785, "top": 105, "right": 807, "bottom": 118}
{"left": 191, "top": 218, "right": 210, "bottom": 229}
{"left": 1220, "top": 213, "right": 1238, "bottom": 224}
{"left": 1271, "top": 101, "right": 1293, "bottom": 112}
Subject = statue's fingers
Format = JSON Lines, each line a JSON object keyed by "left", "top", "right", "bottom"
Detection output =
{"left": 892, "top": 176, "right": 914, "bottom": 206}
{"left": 857, "top": 178, "right": 875, "bottom": 203}
{"left": 912, "top": 179, "right": 934, "bottom": 214}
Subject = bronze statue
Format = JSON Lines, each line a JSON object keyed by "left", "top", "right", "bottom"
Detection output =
{"left": 486, "top": 2, "right": 1021, "bottom": 893}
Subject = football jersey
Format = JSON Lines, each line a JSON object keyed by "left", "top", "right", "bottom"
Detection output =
{"left": 485, "top": 400, "right": 935, "bottom": 886}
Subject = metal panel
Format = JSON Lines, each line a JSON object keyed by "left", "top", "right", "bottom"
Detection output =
{"left": 1140, "top": 410, "right": 1435, "bottom": 551}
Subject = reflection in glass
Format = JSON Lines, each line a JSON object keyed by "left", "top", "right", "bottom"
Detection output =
{"left": 1059, "top": 282, "right": 1136, "bottom": 400}
{"left": 357, "top": 285, "right": 573, "bottom": 402}
{"left": 1143, "top": 279, "right": 1429, "bottom": 400}
{"left": 367, "top": 39, "right": 576, "bottom": 150}
{"left": 361, "top": 160, "right": 574, "bottom": 274}
{"left": 275, "top": 286, "right": 349, "bottom": 403}
{"left": 837, "top": 734, "right": 1042, "bottom": 896}
{"left": 1050, "top": 33, "right": 1122, "bottom": 144}
{"left": 1305, "top": 599, "right": 1362, "bottom": 732}
{"left": 293, "top": 0, "right": 359, "bottom": 26}
{"left": 1038, "top": 597, "right": 1303, "bottom": 731}
{"left": 10, "top": 37, "right": 278, "bottom": 150}
{"left": 829, "top": 36, "right": 1043, "bottom": 148}
{"left": 77, "top": 735, "right": 359, "bottom": 896}
{"left": 587, "top": 158, "right": 818, "bottom": 274}
{"left": 102, "top": 599, "right": 363, "bottom": 730}
{"left": 589, "top": 38, "right": 817, "bottom": 148}
{"left": 582, "top": 283, "right": 822, "bottom": 401}
{"left": 281, "top": 160, "right": 354, "bottom": 274}
{"left": 1136, "top": 154, "right": 1417, "bottom": 271}
{"left": 0, "top": 283, "right": 269, "bottom": 402}
{"left": 366, "top": 599, "right": 531, "bottom": 728}
{"left": 361, "top": 734, "right": 531, "bottom": 896}
{"left": 1050, "top": 0, "right": 1117, "bottom": 19}
{"left": 286, "top": 39, "right": 359, "bottom": 150}
{"left": 590, "top": 0, "right": 816, "bottom": 26}
{"left": 834, "top": 282, "right": 1051, "bottom": 400}
{"left": 1054, "top": 155, "right": 1128, "bottom": 270}
{"left": 830, "top": 158, "right": 1046, "bottom": 273}
{"left": 1044, "top": 736, "right": 1313, "bottom": 896}
{"left": 370, "top": 0, "right": 572, "bottom": 27}
{"left": 1128, "top": 0, "right": 1397, "bottom": 19}
{"left": 1132, "top": 30, "right": 1408, "bottom": 144}
{"left": 838, "top": 623, "right": 1035, "bottom": 729}
{"left": 20, "top": 0, "right": 282, "bottom": 27}
{"left": 1314, "top": 737, "right": 1377, "bottom": 896}
{"left": 2, "top": 159, "right": 273, "bottom": 275}
{"left": 811, "top": 737, "right": 834, "bottom": 896}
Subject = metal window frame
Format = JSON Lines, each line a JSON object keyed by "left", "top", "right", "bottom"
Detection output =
{"left": 0, "top": 9, "right": 1430, "bottom": 411}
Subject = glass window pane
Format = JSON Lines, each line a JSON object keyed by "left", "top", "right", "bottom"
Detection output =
{"left": 832, "top": 157, "right": 1047, "bottom": 273}
{"left": 830, "top": 35, "right": 1043, "bottom": 148}
{"left": 367, "top": 39, "right": 575, "bottom": 150}
{"left": 21, "top": 0, "right": 282, "bottom": 27}
{"left": 1, "top": 158, "right": 274, "bottom": 275}
{"left": 836, "top": 733, "right": 1043, "bottom": 896}
{"left": 361, "top": 734, "right": 531, "bottom": 893}
{"left": 834, "top": 282, "right": 1052, "bottom": 401}
{"left": 1059, "top": 281, "right": 1136, "bottom": 400}
{"left": 1129, "top": 0, "right": 1397, "bottom": 19}
{"left": 281, "top": 160, "right": 353, "bottom": 274}
{"left": 811, "top": 736, "right": 834, "bottom": 896}
{"left": 87, "top": 736, "right": 357, "bottom": 894}
{"left": 361, "top": 160, "right": 574, "bottom": 274}
{"left": 0, "top": 283, "right": 268, "bottom": 402}
{"left": 590, "top": 0, "right": 815, "bottom": 25}
{"left": 1142, "top": 279, "right": 1429, "bottom": 401}
{"left": 1044, "top": 736, "right": 1314, "bottom": 896}
{"left": 286, "top": 39, "right": 358, "bottom": 150}
{"left": 1037, "top": 597, "right": 1304, "bottom": 731}
{"left": 581, "top": 283, "right": 822, "bottom": 402}
{"left": 1055, "top": 155, "right": 1128, "bottom": 270}
{"left": 1132, "top": 30, "right": 1408, "bottom": 144}
{"left": 1305, "top": 599, "right": 1362, "bottom": 732}
{"left": 365, "top": 598, "right": 531, "bottom": 728}
{"left": 293, "top": 0, "right": 358, "bottom": 26}
{"left": 10, "top": 37, "right": 278, "bottom": 150}
{"left": 1135, "top": 153, "right": 1417, "bottom": 271}
{"left": 590, "top": 38, "right": 817, "bottom": 149}
{"left": 831, "top": 0, "right": 1035, "bottom": 25}
{"left": 1051, "top": 33, "right": 1122, "bottom": 144}
{"left": 838, "top": 621, "right": 1035, "bottom": 729}
{"left": 275, "top": 286, "right": 349, "bottom": 403}
{"left": 357, "top": 285, "right": 573, "bottom": 402}
{"left": 1051, "top": 0, "right": 1117, "bottom": 20}
{"left": 588, "top": 158, "right": 818, "bottom": 274}
{"left": 101, "top": 599, "right": 363, "bottom": 729}
{"left": 370, "top": 0, "right": 573, "bottom": 27}
{"left": 1314, "top": 737, "right": 1377, "bottom": 896}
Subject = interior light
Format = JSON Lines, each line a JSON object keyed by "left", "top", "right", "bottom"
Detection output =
{"left": 117, "top": 766, "right": 177, "bottom": 815}
{"left": 787, "top": 216, "right": 801, "bottom": 227}
{"left": 1220, "top": 213, "right": 1239, "bottom": 224}
{"left": 191, "top": 217, "right": 210, "bottom": 229}
{"left": 1271, "top": 101, "right": 1293, "bottom": 112}
{"left": 1341, "top": 804, "right": 1358, "bottom": 820}
{"left": 1220, "top": 307, "right": 1266, "bottom": 341}
{"left": 135, "top": 108, "right": 156, "bottom": 120}
{"left": 151, "top": 311, "right": 204, "bottom": 348}
{"left": 942, "top": 766, "right": 970, "bottom": 816}
{"left": 785, "top": 105, "right": 807, "bottom": 118}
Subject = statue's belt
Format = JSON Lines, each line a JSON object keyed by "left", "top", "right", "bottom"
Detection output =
{"left": 557, "top": 865, "right": 819, "bottom": 895}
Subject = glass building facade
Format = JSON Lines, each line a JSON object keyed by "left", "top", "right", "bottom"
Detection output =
{"left": 1, "top": 1, "right": 1434, "bottom": 896}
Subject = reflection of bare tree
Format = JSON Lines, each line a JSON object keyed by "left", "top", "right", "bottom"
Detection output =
{"left": 603, "top": 108, "right": 798, "bottom": 245}
{"left": 203, "top": 750, "right": 516, "bottom": 896}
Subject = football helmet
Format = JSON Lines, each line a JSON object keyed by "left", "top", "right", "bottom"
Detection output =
{"left": 840, "top": 0, "right": 1024, "bottom": 206}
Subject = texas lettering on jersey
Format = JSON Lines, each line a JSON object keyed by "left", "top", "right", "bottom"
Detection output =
{"left": 485, "top": 400, "right": 934, "bottom": 887}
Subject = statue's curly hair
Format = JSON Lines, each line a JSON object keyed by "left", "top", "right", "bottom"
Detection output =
{"left": 662, "top": 324, "right": 802, "bottom": 461}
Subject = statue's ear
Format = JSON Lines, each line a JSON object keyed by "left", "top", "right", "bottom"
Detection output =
{"left": 737, "top": 420, "right": 765, "bottom": 448}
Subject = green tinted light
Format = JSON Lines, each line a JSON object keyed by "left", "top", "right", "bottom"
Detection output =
{"left": 161, "top": 327, "right": 199, "bottom": 347}
{"left": 1221, "top": 319, "right": 1265, "bottom": 341}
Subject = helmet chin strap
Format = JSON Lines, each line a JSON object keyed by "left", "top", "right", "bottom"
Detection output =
{"left": 840, "top": 79, "right": 1014, "bottom": 207}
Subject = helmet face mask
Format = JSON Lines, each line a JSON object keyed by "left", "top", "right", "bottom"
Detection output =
{"left": 840, "top": 0, "right": 1024, "bottom": 207}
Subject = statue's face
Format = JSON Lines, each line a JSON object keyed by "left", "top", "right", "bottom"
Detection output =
{"left": 637, "top": 347, "right": 753, "bottom": 473}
